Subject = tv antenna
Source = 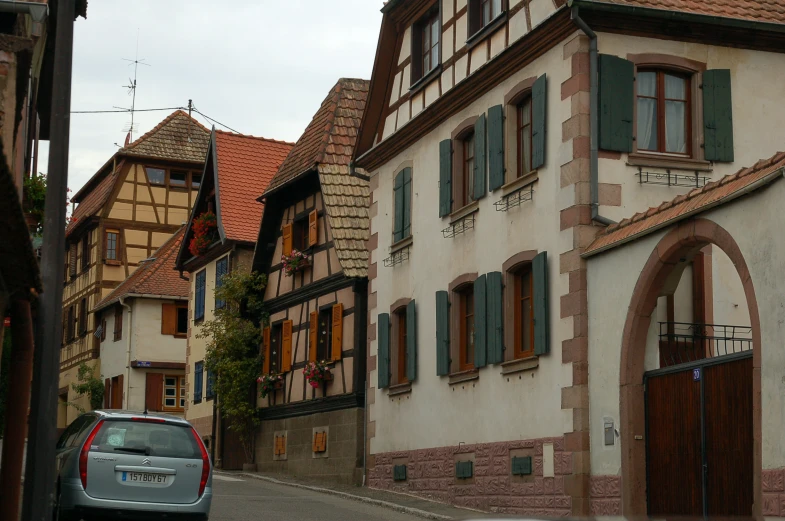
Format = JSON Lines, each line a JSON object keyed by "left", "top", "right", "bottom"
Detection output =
{"left": 117, "top": 29, "right": 149, "bottom": 143}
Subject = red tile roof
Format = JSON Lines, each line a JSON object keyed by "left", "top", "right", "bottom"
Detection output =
{"left": 588, "top": 0, "right": 785, "bottom": 25}
{"left": 94, "top": 227, "right": 188, "bottom": 311}
{"left": 265, "top": 78, "right": 370, "bottom": 195}
{"left": 584, "top": 151, "right": 785, "bottom": 256}
{"left": 213, "top": 130, "right": 294, "bottom": 243}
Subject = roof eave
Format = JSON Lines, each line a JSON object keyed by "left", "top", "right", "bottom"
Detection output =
{"left": 582, "top": 168, "right": 785, "bottom": 259}
{"left": 259, "top": 165, "right": 319, "bottom": 202}
{"left": 93, "top": 293, "right": 189, "bottom": 314}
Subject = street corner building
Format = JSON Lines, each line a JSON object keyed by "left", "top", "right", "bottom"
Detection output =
{"left": 59, "top": 110, "right": 210, "bottom": 427}
{"left": 251, "top": 78, "right": 371, "bottom": 485}
{"left": 353, "top": 0, "right": 785, "bottom": 517}
{"left": 175, "top": 127, "right": 294, "bottom": 468}
{"left": 91, "top": 227, "right": 189, "bottom": 417}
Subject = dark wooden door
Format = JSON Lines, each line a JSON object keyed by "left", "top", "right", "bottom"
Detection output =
{"left": 704, "top": 356, "right": 753, "bottom": 516}
{"left": 646, "top": 354, "right": 753, "bottom": 517}
{"left": 219, "top": 413, "right": 245, "bottom": 470}
{"left": 646, "top": 369, "right": 703, "bottom": 516}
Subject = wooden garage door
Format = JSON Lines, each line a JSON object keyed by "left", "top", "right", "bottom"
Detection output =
{"left": 646, "top": 354, "right": 752, "bottom": 517}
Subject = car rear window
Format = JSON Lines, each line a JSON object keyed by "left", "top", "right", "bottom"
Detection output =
{"left": 90, "top": 420, "right": 201, "bottom": 459}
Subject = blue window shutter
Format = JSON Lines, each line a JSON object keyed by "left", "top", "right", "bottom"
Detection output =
{"left": 406, "top": 299, "right": 417, "bottom": 382}
{"left": 473, "top": 114, "right": 487, "bottom": 200}
{"left": 195, "top": 271, "right": 206, "bottom": 320}
{"left": 474, "top": 275, "right": 487, "bottom": 369}
{"left": 377, "top": 313, "right": 391, "bottom": 389}
{"left": 488, "top": 105, "right": 505, "bottom": 191}
{"left": 533, "top": 252, "right": 550, "bottom": 356}
{"left": 436, "top": 291, "right": 450, "bottom": 376}
{"left": 393, "top": 171, "right": 404, "bottom": 243}
{"left": 439, "top": 140, "right": 452, "bottom": 217}
{"left": 531, "top": 74, "right": 547, "bottom": 169}
{"left": 598, "top": 54, "right": 634, "bottom": 153}
{"left": 205, "top": 369, "right": 215, "bottom": 398}
{"left": 486, "top": 271, "right": 504, "bottom": 364}
{"left": 703, "top": 69, "right": 734, "bottom": 162}
{"left": 402, "top": 167, "right": 412, "bottom": 239}
{"left": 194, "top": 361, "right": 204, "bottom": 403}
{"left": 215, "top": 257, "right": 228, "bottom": 309}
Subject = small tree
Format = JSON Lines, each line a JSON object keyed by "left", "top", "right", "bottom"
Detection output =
{"left": 70, "top": 362, "right": 105, "bottom": 412}
{"left": 197, "top": 270, "right": 267, "bottom": 464}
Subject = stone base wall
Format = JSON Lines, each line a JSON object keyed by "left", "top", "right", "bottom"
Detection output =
{"left": 368, "top": 437, "right": 574, "bottom": 516}
{"left": 589, "top": 476, "right": 622, "bottom": 515}
{"left": 255, "top": 407, "right": 364, "bottom": 485}
{"left": 763, "top": 469, "right": 785, "bottom": 516}
{"left": 189, "top": 414, "right": 213, "bottom": 440}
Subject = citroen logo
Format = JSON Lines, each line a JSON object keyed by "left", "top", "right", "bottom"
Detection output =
{"left": 142, "top": 458, "right": 152, "bottom": 466}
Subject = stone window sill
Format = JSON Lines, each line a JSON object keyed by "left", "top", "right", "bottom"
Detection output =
{"left": 388, "top": 382, "right": 412, "bottom": 397}
{"left": 448, "top": 200, "right": 479, "bottom": 225}
{"left": 501, "top": 356, "right": 539, "bottom": 376}
{"left": 390, "top": 235, "right": 413, "bottom": 254}
{"left": 501, "top": 170, "right": 538, "bottom": 196}
{"left": 626, "top": 153, "right": 712, "bottom": 172}
{"left": 449, "top": 369, "right": 479, "bottom": 386}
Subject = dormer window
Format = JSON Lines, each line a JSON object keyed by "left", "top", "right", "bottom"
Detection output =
{"left": 468, "top": 0, "right": 503, "bottom": 38}
{"left": 411, "top": 6, "right": 440, "bottom": 86}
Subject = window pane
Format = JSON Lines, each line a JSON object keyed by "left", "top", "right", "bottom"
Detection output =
{"left": 423, "top": 24, "right": 430, "bottom": 49}
{"left": 637, "top": 98, "right": 658, "bottom": 151}
{"left": 431, "top": 19, "right": 439, "bottom": 48}
{"left": 521, "top": 125, "right": 532, "bottom": 175}
{"left": 165, "top": 388, "right": 176, "bottom": 397}
{"left": 191, "top": 173, "right": 202, "bottom": 188}
{"left": 177, "top": 307, "right": 188, "bottom": 334}
{"left": 170, "top": 170, "right": 187, "bottom": 187}
{"left": 637, "top": 72, "right": 657, "bottom": 97}
{"left": 483, "top": 1, "right": 491, "bottom": 25}
{"left": 664, "top": 74, "right": 686, "bottom": 100}
{"left": 165, "top": 377, "right": 176, "bottom": 386}
{"left": 165, "top": 398, "right": 176, "bottom": 407}
{"left": 520, "top": 100, "right": 531, "bottom": 126}
{"left": 431, "top": 45, "right": 439, "bottom": 71}
{"left": 665, "top": 101, "right": 687, "bottom": 154}
{"left": 180, "top": 399, "right": 185, "bottom": 408}
{"left": 521, "top": 298, "right": 532, "bottom": 353}
{"left": 493, "top": 0, "right": 502, "bottom": 17}
{"left": 424, "top": 53, "right": 430, "bottom": 74}
{"left": 146, "top": 167, "right": 166, "bottom": 185}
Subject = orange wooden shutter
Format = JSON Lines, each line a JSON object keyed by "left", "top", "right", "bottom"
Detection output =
{"left": 281, "top": 320, "right": 293, "bottom": 372}
{"left": 116, "top": 374, "right": 124, "bottom": 409}
{"left": 262, "top": 327, "right": 271, "bottom": 374}
{"left": 282, "top": 223, "right": 293, "bottom": 256}
{"left": 308, "top": 210, "right": 318, "bottom": 247}
{"left": 331, "top": 304, "right": 343, "bottom": 361}
{"left": 309, "top": 311, "right": 318, "bottom": 362}
{"left": 161, "top": 303, "right": 176, "bottom": 335}
{"left": 145, "top": 373, "right": 163, "bottom": 412}
{"left": 104, "top": 378, "right": 111, "bottom": 408}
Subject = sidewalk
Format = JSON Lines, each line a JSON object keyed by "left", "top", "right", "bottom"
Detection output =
{"left": 228, "top": 471, "right": 513, "bottom": 520}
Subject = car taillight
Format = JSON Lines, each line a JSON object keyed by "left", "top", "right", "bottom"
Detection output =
{"left": 79, "top": 419, "right": 104, "bottom": 490}
{"left": 130, "top": 417, "right": 166, "bottom": 423}
{"left": 190, "top": 427, "right": 210, "bottom": 497}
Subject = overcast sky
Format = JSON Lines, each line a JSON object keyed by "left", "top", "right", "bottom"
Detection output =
{"left": 43, "top": 0, "right": 382, "bottom": 194}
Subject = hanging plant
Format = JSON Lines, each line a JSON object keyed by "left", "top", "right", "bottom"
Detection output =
{"left": 189, "top": 211, "right": 218, "bottom": 257}
{"left": 257, "top": 372, "right": 284, "bottom": 398}
{"left": 281, "top": 249, "right": 309, "bottom": 276}
{"left": 303, "top": 360, "right": 332, "bottom": 388}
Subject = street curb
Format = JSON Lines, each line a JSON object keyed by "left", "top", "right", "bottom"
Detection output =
{"left": 228, "top": 472, "right": 454, "bottom": 520}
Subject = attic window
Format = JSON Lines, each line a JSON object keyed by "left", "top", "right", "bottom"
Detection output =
{"left": 411, "top": 5, "right": 440, "bottom": 86}
{"left": 468, "top": 0, "right": 504, "bottom": 38}
{"left": 146, "top": 167, "right": 166, "bottom": 185}
{"left": 192, "top": 173, "right": 202, "bottom": 189}
{"left": 170, "top": 170, "right": 188, "bottom": 188}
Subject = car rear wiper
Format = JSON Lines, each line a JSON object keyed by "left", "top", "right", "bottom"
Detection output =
{"left": 113, "top": 446, "right": 150, "bottom": 455}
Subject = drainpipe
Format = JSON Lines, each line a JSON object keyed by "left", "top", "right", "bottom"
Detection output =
{"left": 571, "top": 6, "right": 615, "bottom": 226}
{"left": 120, "top": 296, "right": 132, "bottom": 409}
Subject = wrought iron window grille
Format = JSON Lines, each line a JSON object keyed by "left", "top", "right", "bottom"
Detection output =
{"left": 383, "top": 245, "right": 410, "bottom": 268}
{"left": 658, "top": 322, "right": 752, "bottom": 368}
{"left": 442, "top": 214, "right": 475, "bottom": 238}
{"left": 494, "top": 186, "right": 534, "bottom": 212}
{"left": 637, "top": 167, "right": 710, "bottom": 188}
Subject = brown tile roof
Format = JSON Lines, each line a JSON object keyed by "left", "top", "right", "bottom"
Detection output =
{"left": 121, "top": 110, "right": 210, "bottom": 163}
{"left": 94, "top": 227, "right": 188, "bottom": 312}
{"left": 265, "top": 78, "right": 370, "bottom": 194}
{"left": 584, "top": 151, "right": 785, "bottom": 256}
{"left": 66, "top": 168, "right": 118, "bottom": 237}
{"left": 587, "top": 0, "right": 785, "bottom": 25}
{"left": 263, "top": 79, "right": 371, "bottom": 278}
{"left": 214, "top": 130, "right": 294, "bottom": 243}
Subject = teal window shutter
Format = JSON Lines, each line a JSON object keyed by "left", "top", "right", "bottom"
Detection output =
{"left": 488, "top": 105, "right": 505, "bottom": 191}
{"left": 393, "top": 171, "right": 404, "bottom": 243}
{"left": 486, "top": 271, "right": 503, "bottom": 364}
{"left": 439, "top": 140, "right": 452, "bottom": 217}
{"left": 393, "top": 465, "right": 407, "bottom": 481}
{"left": 533, "top": 252, "right": 549, "bottom": 356}
{"left": 402, "top": 167, "right": 412, "bottom": 239}
{"left": 598, "top": 54, "right": 634, "bottom": 153}
{"left": 406, "top": 299, "right": 417, "bottom": 382}
{"left": 474, "top": 275, "right": 487, "bottom": 368}
{"left": 377, "top": 313, "right": 391, "bottom": 388}
{"left": 456, "top": 461, "right": 473, "bottom": 479}
{"left": 532, "top": 74, "right": 547, "bottom": 169}
{"left": 436, "top": 291, "right": 450, "bottom": 376}
{"left": 473, "top": 114, "right": 487, "bottom": 200}
{"left": 702, "top": 69, "right": 734, "bottom": 162}
{"left": 511, "top": 456, "right": 532, "bottom": 476}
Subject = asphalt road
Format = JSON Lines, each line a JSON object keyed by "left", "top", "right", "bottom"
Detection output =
{"left": 210, "top": 473, "right": 426, "bottom": 521}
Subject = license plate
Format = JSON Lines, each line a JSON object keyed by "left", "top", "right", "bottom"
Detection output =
{"left": 122, "top": 472, "right": 168, "bottom": 484}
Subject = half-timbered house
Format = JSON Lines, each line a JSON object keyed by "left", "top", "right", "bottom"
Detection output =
{"left": 354, "top": 0, "right": 785, "bottom": 516}
{"left": 175, "top": 129, "right": 292, "bottom": 468}
{"left": 251, "top": 78, "right": 370, "bottom": 484}
{"left": 59, "top": 110, "right": 209, "bottom": 426}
